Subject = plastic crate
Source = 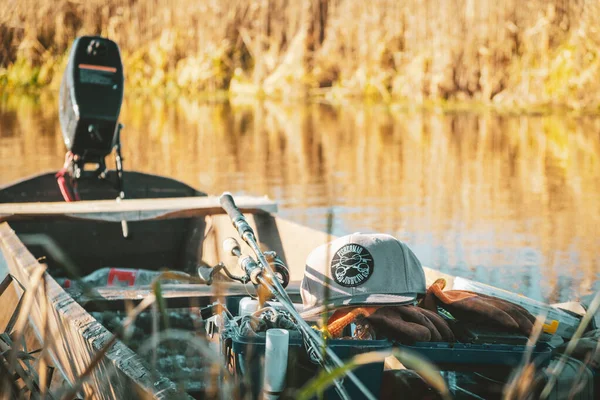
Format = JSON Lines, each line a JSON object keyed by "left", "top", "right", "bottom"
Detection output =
{"left": 397, "top": 341, "right": 554, "bottom": 373}
{"left": 229, "top": 332, "right": 393, "bottom": 399}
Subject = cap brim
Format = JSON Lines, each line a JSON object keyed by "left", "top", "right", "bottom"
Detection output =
{"left": 299, "top": 293, "right": 417, "bottom": 319}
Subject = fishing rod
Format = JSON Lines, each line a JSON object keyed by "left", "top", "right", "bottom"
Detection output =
{"left": 218, "top": 192, "right": 377, "bottom": 400}
{"left": 221, "top": 236, "right": 352, "bottom": 398}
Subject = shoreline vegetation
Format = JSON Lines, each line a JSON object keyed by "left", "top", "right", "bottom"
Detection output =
{"left": 1, "top": 0, "right": 600, "bottom": 112}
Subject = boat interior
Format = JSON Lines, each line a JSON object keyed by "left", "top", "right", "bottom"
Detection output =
{"left": 1, "top": 35, "right": 598, "bottom": 400}
{"left": 0, "top": 174, "right": 349, "bottom": 399}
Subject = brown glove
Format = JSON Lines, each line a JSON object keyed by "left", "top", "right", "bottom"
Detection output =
{"left": 422, "top": 278, "right": 536, "bottom": 336}
{"left": 326, "top": 307, "right": 379, "bottom": 339}
{"left": 366, "top": 305, "right": 456, "bottom": 344}
{"left": 326, "top": 305, "right": 455, "bottom": 344}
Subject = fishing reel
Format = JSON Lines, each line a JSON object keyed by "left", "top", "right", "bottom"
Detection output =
{"left": 197, "top": 237, "right": 290, "bottom": 289}
{"left": 215, "top": 192, "right": 372, "bottom": 400}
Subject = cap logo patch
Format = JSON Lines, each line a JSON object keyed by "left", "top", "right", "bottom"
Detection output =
{"left": 331, "top": 244, "right": 374, "bottom": 287}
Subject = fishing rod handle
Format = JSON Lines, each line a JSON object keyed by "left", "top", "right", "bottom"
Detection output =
{"left": 219, "top": 192, "right": 255, "bottom": 237}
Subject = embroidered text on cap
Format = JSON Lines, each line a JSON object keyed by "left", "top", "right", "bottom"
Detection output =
{"left": 330, "top": 244, "right": 374, "bottom": 287}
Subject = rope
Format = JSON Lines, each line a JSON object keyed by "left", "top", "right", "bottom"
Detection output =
{"left": 55, "top": 151, "right": 79, "bottom": 202}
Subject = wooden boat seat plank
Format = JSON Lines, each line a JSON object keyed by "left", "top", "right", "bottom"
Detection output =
{"left": 0, "top": 196, "right": 278, "bottom": 222}
{"left": 74, "top": 282, "right": 302, "bottom": 302}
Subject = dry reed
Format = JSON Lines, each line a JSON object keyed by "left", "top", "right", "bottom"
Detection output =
{"left": 1, "top": 0, "right": 600, "bottom": 109}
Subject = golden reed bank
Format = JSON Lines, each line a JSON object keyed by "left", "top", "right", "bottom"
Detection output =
{"left": 1, "top": 0, "right": 600, "bottom": 110}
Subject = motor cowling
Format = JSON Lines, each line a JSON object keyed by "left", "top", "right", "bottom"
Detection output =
{"left": 59, "top": 36, "right": 124, "bottom": 161}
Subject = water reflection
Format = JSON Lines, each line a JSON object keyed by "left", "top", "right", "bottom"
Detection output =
{"left": 1, "top": 93, "right": 599, "bottom": 303}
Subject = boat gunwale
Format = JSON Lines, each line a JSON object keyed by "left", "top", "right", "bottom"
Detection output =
{"left": 0, "top": 222, "right": 192, "bottom": 400}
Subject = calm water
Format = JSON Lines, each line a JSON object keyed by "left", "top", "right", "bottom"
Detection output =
{"left": 1, "top": 93, "right": 599, "bottom": 303}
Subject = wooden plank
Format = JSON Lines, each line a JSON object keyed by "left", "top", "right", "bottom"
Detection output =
{"left": 0, "top": 195, "right": 277, "bottom": 222}
{"left": 0, "top": 222, "right": 190, "bottom": 400}
{"left": 73, "top": 282, "right": 303, "bottom": 305}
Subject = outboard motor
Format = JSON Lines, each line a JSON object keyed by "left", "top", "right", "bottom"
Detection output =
{"left": 59, "top": 35, "right": 124, "bottom": 164}
{"left": 57, "top": 35, "right": 129, "bottom": 236}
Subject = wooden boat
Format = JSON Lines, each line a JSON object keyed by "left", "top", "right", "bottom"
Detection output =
{"left": 0, "top": 171, "right": 323, "bottom": 399}
{"left": 0, "top": 36, "right": 596, "bottom": 400}
{"left": 0, "top": 170, "right": 411, "bottom": 398}
{"left": 1, "top": 172, "right": 597, "bottom": 400}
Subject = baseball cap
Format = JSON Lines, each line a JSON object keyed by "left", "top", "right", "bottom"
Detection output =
{"left": 300, "top": 233, "right": 426, "bottom": 318}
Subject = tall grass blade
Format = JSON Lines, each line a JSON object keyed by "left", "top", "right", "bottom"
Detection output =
{"left": 503, "top": 312, "right": 547, "bottom": 399}
{"left": 152, "top": 279, "right": 169, "bottom": 330}
{"left": 296, "top": 347, "right": 450, "bottom": 400}
{"left": 540, "top": 290, "right": 600, "bottom": 399}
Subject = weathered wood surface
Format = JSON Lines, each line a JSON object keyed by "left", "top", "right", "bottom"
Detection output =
{"left": 0, "top": 222, "right": 191, "bottom": 400}
{"left": 0, "top": 195, "right": 278, "bottom": 222}
{"left": 80, "top": 283, "right": 293, "bottom": 301}
{"left": 74, "top": 282, "right": 303, "bottom": 312}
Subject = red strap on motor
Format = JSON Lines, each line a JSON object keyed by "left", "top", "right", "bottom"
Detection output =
{"left": 56, "top": 171, "right": 74, "bottom": 202}
{"left": 56, "top": 151, "right": 79, "bottom": 202}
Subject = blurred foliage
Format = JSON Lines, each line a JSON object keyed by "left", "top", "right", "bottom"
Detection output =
{"left": 1, "top": 0, "right": 600, "bottom": 109}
